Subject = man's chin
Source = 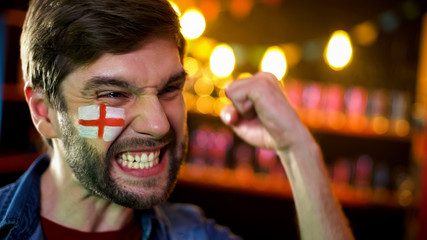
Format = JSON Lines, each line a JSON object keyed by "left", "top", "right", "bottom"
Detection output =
{"left": 103, "top": 175, "right": 175, "bottom": 210}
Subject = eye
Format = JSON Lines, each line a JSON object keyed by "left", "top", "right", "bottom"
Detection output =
{"left": 160, "top": 82, "right": 185, "bottom": 97}
{"left": 163, "top": 85, "right": 182, "bottom": 93}
{"left": 98, "top": 91, "right": 128, "bottom": 99}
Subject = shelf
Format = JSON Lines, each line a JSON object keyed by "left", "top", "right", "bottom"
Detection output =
{"left": 187, "top": 110, "right": 411, "bottom": 142}
{"left": 300, "top": 114, "right": 411, "bottom": 142}
{"left": 177, "top": 164, "right": 405, "bottom": 208}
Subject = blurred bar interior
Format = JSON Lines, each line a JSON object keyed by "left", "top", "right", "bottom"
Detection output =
{"left": 1, "top": 0, "right": 427, "bottom": 239}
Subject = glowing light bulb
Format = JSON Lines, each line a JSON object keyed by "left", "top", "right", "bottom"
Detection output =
{"left": 180, "top": 9, "right": 206, "bottom": 40}
{"left": 325, "top": 30, "right": 353, "bottom": 70}
{"left": 260, "top": 46, "right": 287, "bottom": 80}
{"left": 210, "top": 44, "right": 236, "bottom": 78}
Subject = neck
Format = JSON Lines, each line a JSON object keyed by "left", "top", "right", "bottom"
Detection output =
{"left": 40, "top": 148, "right": 135, "bottom": 232}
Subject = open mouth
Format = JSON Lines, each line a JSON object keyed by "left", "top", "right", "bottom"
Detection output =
{"left": 117, "top": 150, "right": 162, "bottom": 170}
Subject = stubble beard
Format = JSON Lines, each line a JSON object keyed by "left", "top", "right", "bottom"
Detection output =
{"left": 59, "top": 114, "right": 188, "bottom": 209}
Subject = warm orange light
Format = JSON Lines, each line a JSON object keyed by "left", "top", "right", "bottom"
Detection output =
{"left": 183, "top": 57, "right": 200, "bottom": 77}
{"left": 200, "top": 0, "right": 221, "bottom": 22}
{"left": 352, "top": 21, "right": 379, "bottom": 46}
{"left": 394, "top": 120, "right": 410, "bottom": 137}
{"left": 230, "top": 0, "right": 254, "bottom": 19}
{"left": 371, "top": 116, "right": 389, "bottom": 135}
{"left": 194, "top": 77, "right": 214, "bottom": 97}
{"left": 281, "top": 43, "right": 302, "bottom": 67}
{"left": 196, "top": 96, "right": 215, "bottom": 114}
{"left": 189, "top": 37, "right": 216, "bottom": 61}
{"left": 237, "top": 72, "right": 253, "bottom": 79}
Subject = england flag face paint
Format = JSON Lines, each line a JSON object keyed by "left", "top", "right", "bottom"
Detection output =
{"left": 78, "top": 103, "right": 125, "bottom": 141}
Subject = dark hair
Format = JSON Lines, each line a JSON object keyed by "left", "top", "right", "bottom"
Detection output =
{"left": 21, "top": 0, "right": 186, "bottom": 111}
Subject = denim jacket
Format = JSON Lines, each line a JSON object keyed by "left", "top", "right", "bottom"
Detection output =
{"left": 0, "top": 155, "right": 240, "bottom": 240}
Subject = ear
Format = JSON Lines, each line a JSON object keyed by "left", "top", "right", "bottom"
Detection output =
{"left": 24, "top": 84, "right": 58, "bottom": 139}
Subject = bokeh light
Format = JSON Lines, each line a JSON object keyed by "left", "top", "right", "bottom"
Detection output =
{"left": 281, "top": 43, "right": 302, "bottom": 67}
{"left": 394, "top": 120, "right": 410, "bottom": 137}
{"left": 194, "top": 77, "right": 214, "bottom": 97}
{"left": 196, "top": 95, "right": 215, "bottom": 114}
{"left": 183, "top": 57, "right": 200, "bottom": 77}
{"left": 352, "top": 21, "right": 379, "bottom": 46}
{"left": 169, "top": 1, "right": 181, "bottom": 16}
{"left": 199, "top": 0, "right": 221, "bottom": 22}
{"left": 214, "top": 97, "right": 232, "bottom": 116}
{"left": 237, "top": 72, "right": 253, "bottom": 79}
{"left": 372, "top": 116, "right": 389, "bottom": 135}
{"left": 325, "top": 30, "right": 353, "bottom": 71}
{"left": 210, "top": 44, "right": 236, "bottom": 78}
{"left": 260, "top": 46, "right": 287, "bottom": 80}
{"left": 184, "top": 92, "right": 197, "bottom": 111}
{"left": 230, "top": 0, "right": 254, "bottom": 19}
{"left": 180, "top": 9, "right": 206, "bottom": 39}
{"left": 188, "top": 37, "right": 216, "bottom": 61}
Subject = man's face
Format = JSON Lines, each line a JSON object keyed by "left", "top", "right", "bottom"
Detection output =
{"left": 55, "top": 37, "right": 188, "bottom": 209}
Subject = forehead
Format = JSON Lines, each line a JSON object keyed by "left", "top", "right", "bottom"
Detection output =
{"left": 63, "top": 37, "right": 183, "bottom": 88}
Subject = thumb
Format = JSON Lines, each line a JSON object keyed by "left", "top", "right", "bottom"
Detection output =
{"left": 220, "top": 105, "right": 239, "bottom": 126}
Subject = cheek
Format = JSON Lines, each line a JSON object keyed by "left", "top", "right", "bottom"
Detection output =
{"left": 164, "top": 97, "right": 186, "bottom": 140}
{"left": 84, "top": 137, "right": 112, "bottom": 149}
{"left": 77, "top": 104, "right": 125, "bottom": 143}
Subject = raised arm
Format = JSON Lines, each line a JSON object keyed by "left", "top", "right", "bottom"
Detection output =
{"left": 220, "top": 72, "right": 354, "bottom": 240}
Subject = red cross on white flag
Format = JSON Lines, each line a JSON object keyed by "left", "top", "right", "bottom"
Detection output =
{"left": 78, "top": 103, "right": 125, "bottom": 141}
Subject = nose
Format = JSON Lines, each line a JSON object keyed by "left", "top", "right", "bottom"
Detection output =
{"left": 130, "top": 95, "right": 170, "bottom": 139}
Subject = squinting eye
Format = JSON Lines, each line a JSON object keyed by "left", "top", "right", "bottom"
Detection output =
{"left": 98, "top": 91, "right": 127, "bottom": 99}
{"left": 164, "top": 85, "right": 181, "bottom": 93}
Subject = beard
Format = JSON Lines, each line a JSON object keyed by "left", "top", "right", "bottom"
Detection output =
{"left": 59, "top": 113, "right": 188, "bottom": 209}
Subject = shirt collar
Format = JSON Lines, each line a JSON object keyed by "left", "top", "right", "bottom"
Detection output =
{"left": 0, "top": 154, "right": 50, "bottom": 238}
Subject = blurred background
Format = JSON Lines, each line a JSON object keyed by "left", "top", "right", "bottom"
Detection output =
{"left": 1, "top": 0, "right": 427, "bottom": 239}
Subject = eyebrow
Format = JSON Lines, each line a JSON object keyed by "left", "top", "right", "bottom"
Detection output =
{"left": 166, "top": 70, "right": 188, "bottom": 86}
{"left": 81, "top": 77, "right": 139, "bottom": 96}
{"left": 81, "top": 69, "right": 188, "bottom": 95}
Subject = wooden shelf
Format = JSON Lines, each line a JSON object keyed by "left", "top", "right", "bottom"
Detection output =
{"left": 178, "top": 164, "right": 405, "bottom": 208}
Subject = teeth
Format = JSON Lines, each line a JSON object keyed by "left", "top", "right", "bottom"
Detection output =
{"left": 119, "top": 150, "right": 161, "bottom": 170}
{"left": 140, "top": 153, "right": 147, "bottom": 163}
{"left": 132, "top": 162, "right": 139, "bottom": 168}
{"left": 128, "top": 153, "right": 134, "bottom": 162}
